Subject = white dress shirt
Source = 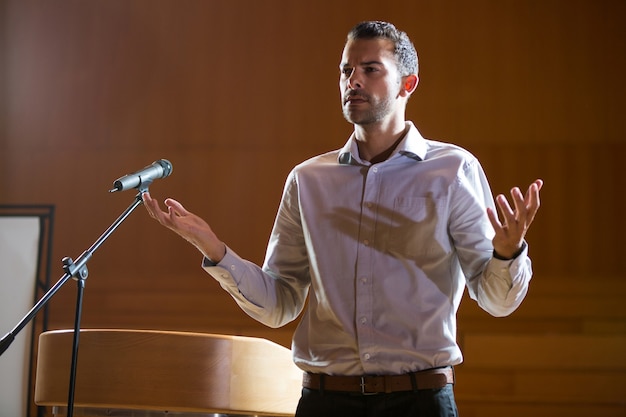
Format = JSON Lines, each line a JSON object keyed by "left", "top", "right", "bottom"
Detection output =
{"left": 204, "top": 121, "right": 532, "bottom": 376}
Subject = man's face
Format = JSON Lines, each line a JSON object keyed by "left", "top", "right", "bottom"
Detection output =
{"left": 339, "top": 38, "right": 404, "bottom": 126}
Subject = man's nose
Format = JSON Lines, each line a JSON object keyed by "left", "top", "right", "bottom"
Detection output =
{"left": 347, "top": 71, "right": 362, "bottom": 89}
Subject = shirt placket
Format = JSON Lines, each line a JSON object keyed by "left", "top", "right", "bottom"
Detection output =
{"left": 354, "top": 165, "right": 381, "bottom": 373}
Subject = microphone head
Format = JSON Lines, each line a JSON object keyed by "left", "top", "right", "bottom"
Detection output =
{"left": 156, "top": 159, "right": 173, "bottom": 178}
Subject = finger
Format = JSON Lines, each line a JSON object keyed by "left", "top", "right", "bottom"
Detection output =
{"left": 495, "top": 193, "right": 516, "bottom": 227}
{"left": 142, "top": 193, "right": 178, "bottom": 228}
{"left": 523, "top": 180, "right": 543, "bottom": 225}
{"left": 164, "top": 198, "right": 190, "bottom": 217}
{"left": 486, "top": 206, "right": 503, "bottom": 231}
{"left": 509, "top": 186, "right": 527, "bottom": 222}
{"left": 142, "top": 192, "right": 161, "bottom": 218}
{"left": 141, "top": 191, "right": 152, "bottom": 207}
{"left": 524, "top": 180, "right": 542, "bottom": 202}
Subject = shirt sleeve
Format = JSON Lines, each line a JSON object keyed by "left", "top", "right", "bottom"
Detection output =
{"left": 202, "top": 171, "right": 311, "bottom": 328}
{"left": 202, "top": 246, "right": 309, "bottom": 328}
{"left": 475, "top": 242, "right": 533, "bottom": 317}
{"left": 451, "top": 156, "right": 533, "bottom": 317}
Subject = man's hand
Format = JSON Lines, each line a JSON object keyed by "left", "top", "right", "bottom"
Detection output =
{"left": 487, "top": 179, "right": 543, "bottom": 259}
{"left": 142, "top": 192, "right": 226, "bottom": 263}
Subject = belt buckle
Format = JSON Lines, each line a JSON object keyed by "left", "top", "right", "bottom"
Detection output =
{"left": 360, "top": 376, "right": 378, "bottom": 395}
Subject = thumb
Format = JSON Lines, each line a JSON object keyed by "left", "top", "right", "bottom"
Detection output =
{"left": 164, "top": 198, "right": 190, "bottom": 216}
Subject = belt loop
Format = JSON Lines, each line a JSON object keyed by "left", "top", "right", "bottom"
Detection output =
{"left": 409, "top": 372, "right": 418, "bottom": 392}
{"left": 384, "top": 375, "right": 392, "bottom": 393}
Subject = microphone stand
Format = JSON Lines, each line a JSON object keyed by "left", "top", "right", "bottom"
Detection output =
{"left": 0, "top": 189, "right": 148, "bottom": 417}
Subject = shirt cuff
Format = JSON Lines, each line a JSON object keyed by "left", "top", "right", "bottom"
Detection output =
{"left": 201, "top": 246, "right": 241, "bottom": 287}
{"left": 493, "top": 241, "right": 527, "bottom": 261}
{"left": 202, "top": 256, "right": 219, "bottom": 267}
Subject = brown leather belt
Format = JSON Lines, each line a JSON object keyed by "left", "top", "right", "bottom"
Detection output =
{"left": 302, "top": 367, "right": 454, "bottom": 394}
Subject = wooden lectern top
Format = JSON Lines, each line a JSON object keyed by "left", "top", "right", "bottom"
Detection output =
{"left": 35, "top": 329, "right": 303, "bottom": 416}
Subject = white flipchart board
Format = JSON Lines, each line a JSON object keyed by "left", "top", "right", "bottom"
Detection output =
{"left": 0, "top": 207, "right": 53, "bottom": 417}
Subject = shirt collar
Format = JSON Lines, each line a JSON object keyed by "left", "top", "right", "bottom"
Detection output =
{"left": 338, "top": 121, "right": 427, "bottom": 165}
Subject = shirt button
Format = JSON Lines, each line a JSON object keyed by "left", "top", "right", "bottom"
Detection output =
{"left": 230, "top": 265, "right": 236, "bottom": 271}
{"left": 372, "top": 167, "right": 378, "bottom": 173}
{"left": 361, "top": 277, "right": 368, "bottom": 284}
{"left": 364, "top": 353, "right": 371, "bottom": 360}
{"left": 363, "top": 239, "right": 370, "bottom": 246}
{"left": 360, "top": 317, "right": 367, "bottom": 324}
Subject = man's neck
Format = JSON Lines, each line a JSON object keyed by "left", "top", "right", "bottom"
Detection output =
{"left": 354, "top": 120, "right": 408, "bottom": 163}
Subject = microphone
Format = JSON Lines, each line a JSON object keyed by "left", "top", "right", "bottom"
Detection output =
{"left": 109, "top": 159, "right": 173, "bottom": 193}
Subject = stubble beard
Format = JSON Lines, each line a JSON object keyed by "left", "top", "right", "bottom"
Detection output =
{"left": 341, "top": 93, "right": 397, "bottom": 126}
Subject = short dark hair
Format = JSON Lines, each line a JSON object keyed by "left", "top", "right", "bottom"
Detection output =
{"left": 347, "top": 21, "right": 418, "bottom": 77}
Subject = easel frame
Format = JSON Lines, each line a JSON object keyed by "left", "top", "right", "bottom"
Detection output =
{"left": 0, "top": 205, "right": 55, "bottom": 417}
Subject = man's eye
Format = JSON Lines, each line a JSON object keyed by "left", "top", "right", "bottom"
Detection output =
{"left": 341, "top": 68, "right": 353, "bottom": 76}
{"left": 365, "top": 67, "right": 378, "bottom": 73}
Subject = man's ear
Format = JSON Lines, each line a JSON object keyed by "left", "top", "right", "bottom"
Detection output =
{"left": 402, "top": 74, "right": 419, "bottom": 95}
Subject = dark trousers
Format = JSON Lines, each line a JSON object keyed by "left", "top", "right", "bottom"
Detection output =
{"left": 295, "top": 384, "right": 458, "bottom": 417}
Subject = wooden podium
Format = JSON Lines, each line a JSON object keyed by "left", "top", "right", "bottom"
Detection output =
{"left": 35, "top": 329, "right": 303, "bottom": 416}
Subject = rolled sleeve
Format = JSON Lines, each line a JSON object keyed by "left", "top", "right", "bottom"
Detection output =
{"left": 478, "top": 242, "right": 533, "bottom": 317}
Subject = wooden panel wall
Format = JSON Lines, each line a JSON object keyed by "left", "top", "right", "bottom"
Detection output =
{"left": 1, "top": 0, "right": 624, "bottom": 415}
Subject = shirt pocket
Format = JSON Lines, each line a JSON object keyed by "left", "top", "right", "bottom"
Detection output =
{"left": 385, "top": 196, "right": 449, "bottom": 258}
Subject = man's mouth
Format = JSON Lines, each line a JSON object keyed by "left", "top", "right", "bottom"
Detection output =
{"left": 344, "top": 93, "right": 368, "bottom": 105}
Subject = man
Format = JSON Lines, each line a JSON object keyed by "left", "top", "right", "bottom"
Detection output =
{"left": 143, "top": 21, "right": 542, "bottom": 417}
